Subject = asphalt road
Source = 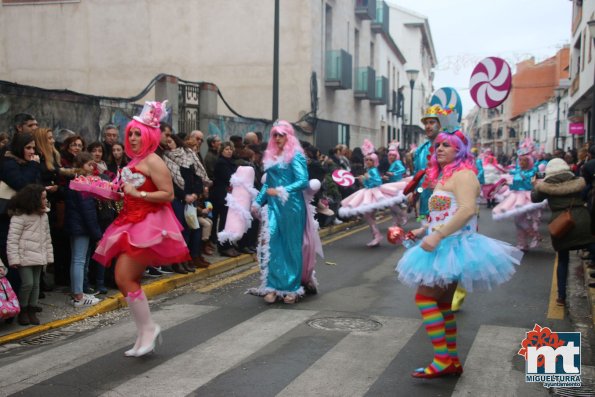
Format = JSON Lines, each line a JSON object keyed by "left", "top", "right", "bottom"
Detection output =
{"left": 0, "top": 207, "right": 575, "bottom": 396}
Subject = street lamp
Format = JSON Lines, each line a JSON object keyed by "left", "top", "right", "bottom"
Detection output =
{"left": 553, "top": 87, "right": 564, "bottom": 152}
{"left": 406, "top": 69, "right": 419, "bottom": 147}
{"left": 587, "top": 20, "right": 595, "bottom": 144}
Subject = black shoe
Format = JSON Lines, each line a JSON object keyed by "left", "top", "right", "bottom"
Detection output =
{"left": 83, "top": 287, "right": 99, "bottom": 296}
{"left": 145, "top": 267, "right": 164, "bottom": 277}
{"left": 172, "top": 264, "right": 188, "bottom": 274}
{"left": 182, "top": 263, "right": 196, "bottom": 273}
{"left": 157, "top": 266, "right": 174, "bottom": 274}
{"left": 220, "top": 248, "right": 240, "bottom": 258}
{"left": 38, "top": 291, "right": 46, "bottom": 299}
{"left": 240, "top": 247, "right": 256, "bottom": 254}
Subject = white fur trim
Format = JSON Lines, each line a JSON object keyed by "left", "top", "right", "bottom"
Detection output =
{"left": 230, "top": 173, "right": 259, "bottom": 198}
{"left": 307, "top": 179, "right": 321, "bottom": 193}
{"left": 338, "top": 194, "right": 406, "bottom": 217}
{"left": 276, "top": 186, "right": 289, "bottom": 204}
{"left": 492, "top": 200, "right": 548, "bottom": 221}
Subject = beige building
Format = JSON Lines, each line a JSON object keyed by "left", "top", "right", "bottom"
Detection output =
{"left": 0, "top": 0, "right": 435, "bottom": 151}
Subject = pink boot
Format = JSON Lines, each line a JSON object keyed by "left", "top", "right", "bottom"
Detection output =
{"left": 125, "top": 289, "right": 162, "bottom": 357}
{"left": 367, "top": 224, "right": 383, "bottom": 247}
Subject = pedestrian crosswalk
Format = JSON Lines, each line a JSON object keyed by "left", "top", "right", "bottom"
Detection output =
{"left": 0, "top": 304, "right": 548, "bottom": 397}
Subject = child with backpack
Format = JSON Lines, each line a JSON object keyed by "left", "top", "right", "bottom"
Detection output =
{"left": 6, "top": 184, "right": 54, "bottom": 325}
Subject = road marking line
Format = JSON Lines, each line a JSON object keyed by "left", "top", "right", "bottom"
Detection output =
{"left": 547, "top": 254, "right": 564, "bottom": 320}
{"left": 278, "top": 316, "right": 420, "bottom": 396}
{"left": 100, "top": 309, "right": 318, "bottom": 397}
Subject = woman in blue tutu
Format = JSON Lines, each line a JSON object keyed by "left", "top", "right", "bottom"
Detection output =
{"left": 396, "top": 122, "right": 523, "bottom": 379}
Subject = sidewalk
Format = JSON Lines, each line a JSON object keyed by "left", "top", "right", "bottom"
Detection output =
{"left": 0, "top": 218, "right": 362, "bottom": 345}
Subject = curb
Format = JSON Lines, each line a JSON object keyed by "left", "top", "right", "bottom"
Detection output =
{"left": 0, "top": 218, "right": 365, "bottom": 345}
{"left": 584, "top": 259, "right": 595, "bottom": 328}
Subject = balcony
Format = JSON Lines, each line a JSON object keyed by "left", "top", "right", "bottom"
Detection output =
{"left": 354, "top": 67, "right": 376, "bottom": 99}
{"left": 371, "top": 1, "right": 389, "bottom": 34}
{"left": 325, "top": 49, "right": 353, "bottom": 90}
{"left": 370, "top": 76, "right": 389, "bottom": 105}
{"left": 355, "top": 0, "right": 376, "bottom": 20}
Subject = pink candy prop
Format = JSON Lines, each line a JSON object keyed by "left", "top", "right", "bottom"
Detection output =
{"left": 332, "top": 169, "right": 355, "bottom": 187}
{"left": 470, "top": 57, "right": 512, "bottom": 109}
{"left": 70, "top": 175, "right": 122, "bottom": 201}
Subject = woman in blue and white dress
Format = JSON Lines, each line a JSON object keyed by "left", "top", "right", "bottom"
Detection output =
{"left": 396, "top": 128, "right": 523, "bottom": 379}
{"left": 248, "top": 121, "right": 322, "bottom": 304}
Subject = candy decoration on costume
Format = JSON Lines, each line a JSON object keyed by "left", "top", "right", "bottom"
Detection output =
{"left": 70, "top": 175, "right": 122, "bottom": 201}
{"left": 469, "top": 57, "right": 512, "bottom": 109}
{"left": 332, "top": 169, "right": 355, "bottom": 187}
{"left": 430, "top": 87, "right": 462, "bottom": 122}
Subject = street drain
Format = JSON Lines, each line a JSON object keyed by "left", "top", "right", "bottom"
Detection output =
{"left": 307, "top": 317, "right": 382, "bottom": 332}
{"left": 19, "top": 330, "right": 76, "bottom": 346}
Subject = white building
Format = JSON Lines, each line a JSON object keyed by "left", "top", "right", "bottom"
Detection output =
{"left": 0, "top": 0, "right": 435, "bottom": 152}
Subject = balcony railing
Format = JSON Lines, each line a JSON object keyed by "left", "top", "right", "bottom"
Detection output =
{"left": 325, "top": 49, "right": 353, "bottom": 90}
{"left": 354, "top": 67, "right": 376, "bottom": 99}
{"left": 371, "top": 1, "right": 389, "bottom": 34}
{"left": 355, "top": 0, "right": 376, "bottom": 20}
{"left": 370, "top": 76, "right": 389, "bottom": 105}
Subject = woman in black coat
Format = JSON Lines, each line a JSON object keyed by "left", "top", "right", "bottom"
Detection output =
{"left": 210, "top": 142, "right": 239, "bottom": 257}
{"left": 0, "top": 132, "right": 42, "bottom": 293}
{"left": 531, "top": 158, "right": 595, "bottom": 306}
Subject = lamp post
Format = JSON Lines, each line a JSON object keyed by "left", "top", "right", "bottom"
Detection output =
{"left": 406, "top": 69, "right": 419, "bottom": 147}
{"left": 587, "top": 20, "right": 595, "bottom": 145}
{"left": 272, "top": 0, "right": 280, "bottom": 120}
{"left": 553, "top": 87, "right": 564, "bottom": 152}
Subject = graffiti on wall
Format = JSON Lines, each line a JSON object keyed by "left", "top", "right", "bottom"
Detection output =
{"left": 207, "top": 116, "right": 270, "bottom": 141}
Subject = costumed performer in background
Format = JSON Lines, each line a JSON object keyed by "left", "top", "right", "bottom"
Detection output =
{"left": 247, "top": 120, "right": 322, "bottom": 304}
{"left": 396, "top": 125, "right": 523, "bottom": 379}
{"left": 492, "top": 138, "right": 547, "bottom": 250}
{"left": 93, "top": 101, "right": 190, "bottom": 357}
{"left": 481, "top": 149, "right": 508, "bottom": 209}
{"left": 383, "top": 141, "right": 409, "bottom": 227}
{"left": 339, "top": 139, "right": 408, "bottom": 247}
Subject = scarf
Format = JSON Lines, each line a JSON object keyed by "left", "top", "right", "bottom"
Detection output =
{"left": 163, "top": 147, "right": 211, "bottom": 190}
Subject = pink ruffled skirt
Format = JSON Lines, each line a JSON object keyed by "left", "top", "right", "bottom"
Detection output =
{"left": 339, "top": 178, "right": 410, "bottom": 217}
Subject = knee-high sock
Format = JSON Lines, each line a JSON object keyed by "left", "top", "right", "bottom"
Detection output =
{"left": 438, "top": 301, "right": 460, "bottom": 367}
{"left": 415, "top": 293, "right": 451, "bottom": 373}
{"left": 125, "top": 289, "right": 157, "bottom": 355}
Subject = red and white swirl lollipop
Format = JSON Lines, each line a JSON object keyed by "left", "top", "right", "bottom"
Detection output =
{"left": 470, "top": 57, "right": 512, "bottom": 109}
{"left": 332, "top": 169, "right": 355, "bottom": 187}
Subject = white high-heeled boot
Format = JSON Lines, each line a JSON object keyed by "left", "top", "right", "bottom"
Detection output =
{"left": 367, "top": 224, "right": 383, "bottom": 247}
{"left": 125, "top": 289, "right": 162, "bottom": 357}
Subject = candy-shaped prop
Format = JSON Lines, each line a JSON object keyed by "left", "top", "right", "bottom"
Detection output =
{"left": 332, "top": 169, "right": 355, "bottom": 187}
{"left": 403, "top": 170, "right": 426, "bottom": 195}
{"left": 387, "top": 226, "right": 406, "bottom": 245}
{"left": 469, "top": 57, "right": 512, "bottom": 109}
{"left": 69, "top": 175, "right": 122, "bottom": 201}
{"left": 430, "top": 87, "right": 462, "bottom": 122}
{"left": 387, "top": 226, "right": 417, "bottom": 248}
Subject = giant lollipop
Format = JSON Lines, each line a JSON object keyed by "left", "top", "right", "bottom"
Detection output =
{"left": 332, "top": 169, "right": 355, "bottom": 187}
{"left": 430, "top": 87, "right": 462, "bottom": 122}
{"left": 469, "top": 57, "right": 512, "bottom": 109}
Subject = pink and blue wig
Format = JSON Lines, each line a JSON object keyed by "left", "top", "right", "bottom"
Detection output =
{"left": 423, "top": 130, "right": 477, "bottom": 188}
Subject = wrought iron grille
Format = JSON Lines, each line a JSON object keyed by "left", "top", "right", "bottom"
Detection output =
{"left": 178, "top": 83, "right": 200, "bottom": 135}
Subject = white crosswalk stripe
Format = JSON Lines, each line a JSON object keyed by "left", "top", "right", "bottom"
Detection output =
{"left": 452, "top": 325, "right": 547, "bottom": 397}
{"left": 278, "top": 316, "right": 421, "bottom": 397}
{"left": 100, "top": 308, "right": 318, "bottom": 397}
{"left": 0, "top": 306, "right": 550, "bottom": 397}
{"left": 0, "top": 304, "right": 217, "bottom": 395}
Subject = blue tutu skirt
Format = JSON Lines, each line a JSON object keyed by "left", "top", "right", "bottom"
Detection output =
{"left": 396, "top": 232, "right": 523, "bottom": 291}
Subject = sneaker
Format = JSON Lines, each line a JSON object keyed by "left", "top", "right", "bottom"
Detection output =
{"left": 71, "top": 294, "right": 101, "bottom": 307}
{"left": 157, "top": 266, "right": 174, "bottom": 274}
{"left": 83, "top": 287, "right": 99, "bottom": 295}
{"left": 333, "top": 218, "right": 343, "bottom": 225}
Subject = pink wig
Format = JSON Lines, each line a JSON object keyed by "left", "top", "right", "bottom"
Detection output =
{"left": 423, "top": 131, "right": 477, "bottom": 188}
{"left": 365, "top": 153, "right": 379, "bottom": 168}
{"left": 124, "top": 119, "right": 161, "bottom": 167}
{"left": 262, "top": 120, "right": 304, "bottom": 167}
{"left": 388, "top": 141, "right": 400, "bottom": 160}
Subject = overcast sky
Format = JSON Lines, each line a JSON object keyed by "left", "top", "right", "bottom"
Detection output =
{"left": 387, "top": 0, "right": 572, "bottom": 117}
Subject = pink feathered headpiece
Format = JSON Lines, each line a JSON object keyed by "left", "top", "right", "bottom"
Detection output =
{"left": 361, "top": 139, "right": 375, "bottom": 156}
{"left": 263, "top": 120, "right": 304, "bottom": 167}
{"left": 388, "top": 141, "right": 400, "bottom": 160}
{"left": 134, "top": 100, "right": 169, "bottom": 128}
{"left": 517, "top": 137, "right": 535, "bottom": 157}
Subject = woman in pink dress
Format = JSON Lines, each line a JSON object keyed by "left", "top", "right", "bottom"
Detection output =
{"left": 93, "top": 101, "right": 190, "bottom": 357}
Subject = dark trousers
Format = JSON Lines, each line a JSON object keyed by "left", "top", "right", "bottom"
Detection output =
{"left": 172, "top": 199, "right": 202, "bottom": 260}
{"left": 557, "top": 250, "right": 569, "bottom": 301}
